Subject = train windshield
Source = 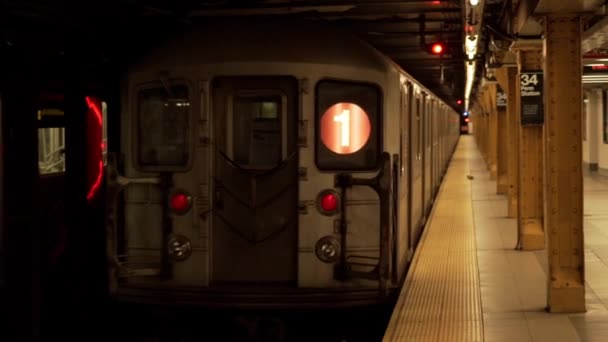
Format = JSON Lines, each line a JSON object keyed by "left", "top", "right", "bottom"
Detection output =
{"left": 137, "top": 84, "right": 190, "bottom": 167}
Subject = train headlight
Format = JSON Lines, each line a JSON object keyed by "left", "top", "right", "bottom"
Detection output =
{"left": 317, "top": 189, "right": 340, "bottom": 215}
{"left": 315, "top": 236, "right": 341, "bottom": 263}
{"left": 168, "top": 234, "right": 192, "bottom": 261}
{"left": 170, "top": 190, "right": 192, "bottom": 214}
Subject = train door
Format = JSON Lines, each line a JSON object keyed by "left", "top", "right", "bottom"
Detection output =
{"left": 423, "top": 97, "right": 432, "bottom": 214}
{"left": 211, "top": 76, "right": 298, "bottom": 285}
{"left": 409, "top": 85, "right": 423, "bottom": 246}
{"left": 36, "top": 105, "right": 67, "bottom": 268}
{"left": 399, "top": 84, "right": 412, "bottom": 262}
{"left": 430, "top": 102, "right": 435, "bottom": 198}
{"left": 431, "top": 104, "right": 438, "bottom": 196}
{"left": 420, "top": 93, "right": 427, "bottom": 222}
{"left": 0, "top": 93, "right": 3, "bottom": 288}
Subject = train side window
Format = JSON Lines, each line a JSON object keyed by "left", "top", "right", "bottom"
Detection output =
{"left": 37, "top": 108, "right": 65, "bottom": 175}
{"left": 137, "top": 84, "right": 190, "bottom": 167}
{"left": 315, "top": 79, "right": 382, "bottom": 171}
{"left": 232, "top": 95, "right": 284, "bottom": 169}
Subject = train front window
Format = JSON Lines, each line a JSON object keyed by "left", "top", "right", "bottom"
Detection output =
{"left": 233, "top": 96, "right": 283, "bottom": 169}
{"left": 137, "top": 85, "right": 190, "bottom": 167}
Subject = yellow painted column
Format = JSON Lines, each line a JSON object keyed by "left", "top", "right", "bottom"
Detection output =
{"left": 482, "top": 102, "right": 489, "bottom": 164}
{"left": 475, "top": 102, "right": 485, "bottom": 158}
{"left": 480, "top": 104, "right": 485, "bottom": 161}
{"left": 487, "top": 84, "right": 498, "bottom": 180}
{"left": 544, "top": 14, "right": 585, "bottom": 313}
{"left": 514, "top": 44, "right": 545, "bottom": 251}
{"left": 496, "top": 83, "right": 508, "bottom": 194}
{"left": 506, "top": 67, "right": 519, "bottom": 218}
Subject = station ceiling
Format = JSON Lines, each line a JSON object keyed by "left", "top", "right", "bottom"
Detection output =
{"left": 1, "top": 1, "right": 510, "bottom": 111}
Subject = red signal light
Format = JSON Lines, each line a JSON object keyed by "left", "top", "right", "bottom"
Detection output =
{"left": 431, "top": 43, "right": 443, "bottom": 54}
{"left": 317, "top": 190, "right": 340, "bottom": 215}
{"left": 170, "top": 191, "right": 192, "bottom": 214}
{"left": 426, "top": 42, "right": 446, "bottom": 55}
{"left": 321, "top": 193, "right": 338, "bottom": 212}
{"left": 457, "top": 99, "right": 463, "bottom": 105}
{"left": 464, "top": 117, "right": 470, "bottom": 123}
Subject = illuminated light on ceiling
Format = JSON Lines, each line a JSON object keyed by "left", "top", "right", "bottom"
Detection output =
{"left": 465, "top": 35, "right": 478, "bottom": 60}
{"left": 464, "top": 61, "right": 476, "bottom": 110}
{"left": 470, "top": 0, "right": 480, "bottom": 6}
{"left": 583, "top": 74, "right": 608, "bottom": 83}
{"left": 431, "top": 43, "right": 444, "bottom": 55}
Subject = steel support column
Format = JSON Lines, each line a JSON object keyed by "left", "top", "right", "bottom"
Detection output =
{"left": 515, "top": 45, "right": 545, "bottom": 251}
{"left": 506, "top": 67, "right": 519, "bottom": 218}
{"left": 487, "top": 84, "right": 498, "bottom": 180}
{"left": 544, "top": 14, "right": 585, "bottom": 313}
{"left": 483, "top": 104, "right": 489, "bottom": 163}
{"left": 494, "top": 68, "right": 509, "bottom": 194}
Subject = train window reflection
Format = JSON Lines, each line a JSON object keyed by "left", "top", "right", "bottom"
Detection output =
{"left": 38, "top": 127, "right": 65, "bottom": 174}
{"left": 233, "top": 96, "right": 282, "bottom": 169}
{"left": 37, "top": 108, "right": 65, "bottom": 175}
{"left": 138, "top": 85, "right": 189, "bottom": 166}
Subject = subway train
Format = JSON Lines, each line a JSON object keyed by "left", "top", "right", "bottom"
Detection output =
{"left": 103, "top": 19, "right": 460, "bottom": 311}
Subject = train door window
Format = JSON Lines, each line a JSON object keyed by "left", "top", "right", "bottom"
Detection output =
{"left": 231, "top": 95, "right": 285, "bottom": 169}
{"left": 37, "top": 108, "right": 65, "bottom": 175}
{"left": 316, "top": 80, "right": 382, "bottom": 170}
{"left": 137, "top": 83, "right": 191, "bottom": 168}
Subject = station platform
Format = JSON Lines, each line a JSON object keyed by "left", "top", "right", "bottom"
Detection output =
{"left": 383, "top": 135, "right": 608, "bottom": 342}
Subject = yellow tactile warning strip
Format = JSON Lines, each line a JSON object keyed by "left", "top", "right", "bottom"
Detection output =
{"left": 383, "top": 139, "right": 483, "bottom": 342}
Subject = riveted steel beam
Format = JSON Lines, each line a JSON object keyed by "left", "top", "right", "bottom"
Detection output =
{"left": 506, "top": 66, "right": 519, "bottom": 218}
{"left": 543, "top": 14, "right": 586, "bottom": 313}
{"left": 514, "top": 43, "right": 545, "bottom": 251}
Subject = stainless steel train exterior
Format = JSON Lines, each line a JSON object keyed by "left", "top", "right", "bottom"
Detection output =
{"left": 105, "top": 19, "right": 460, "bottom": 308}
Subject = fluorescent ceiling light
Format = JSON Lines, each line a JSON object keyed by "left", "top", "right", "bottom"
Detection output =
{"left": 465, "top": 35, "right": 478, "bottom": 60}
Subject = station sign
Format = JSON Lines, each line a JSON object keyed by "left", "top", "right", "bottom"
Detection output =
{"left": 520, "top": 71, "right": 544, "bottom": 125}
{"left": 496, "top": 86, "right": 507, "bottom": 108}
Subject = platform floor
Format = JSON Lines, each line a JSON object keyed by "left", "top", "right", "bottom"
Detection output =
{"left": 384, "top": 135, "right": 608, "bottom": 342}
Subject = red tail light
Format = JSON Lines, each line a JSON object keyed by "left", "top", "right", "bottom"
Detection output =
{"left": 317, "top": 190, "right": 340, "bottom": 215}
{"left": 170, "top": 190, "right": 192, "bottom": 214}
{"left": 85, "top": 96, "right": 103, "bottom": 202}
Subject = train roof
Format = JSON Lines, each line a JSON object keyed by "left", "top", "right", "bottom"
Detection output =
{"left": 129, "top": 18, "right": 392, "bottom": 73}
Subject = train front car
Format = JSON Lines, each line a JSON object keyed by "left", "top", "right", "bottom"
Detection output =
{"left": 105, "top": 20, "right": 405, "bottom": 310}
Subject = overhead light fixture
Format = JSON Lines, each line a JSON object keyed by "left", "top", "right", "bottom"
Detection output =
{"left": 464, "top": 62, "right": 476, "bottom": 110}
{"left": 470, "top": 0, "right": 480, "bottom": 6}
{"left": 465, "top": 35, "right": 478, "bottom": 60}
{"left": 427, "top": 42, "right": 446, "bottom": 55}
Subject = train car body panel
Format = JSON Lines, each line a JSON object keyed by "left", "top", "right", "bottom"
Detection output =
{"left": 106, "top": 19, "right": 460, "bottom": 308}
